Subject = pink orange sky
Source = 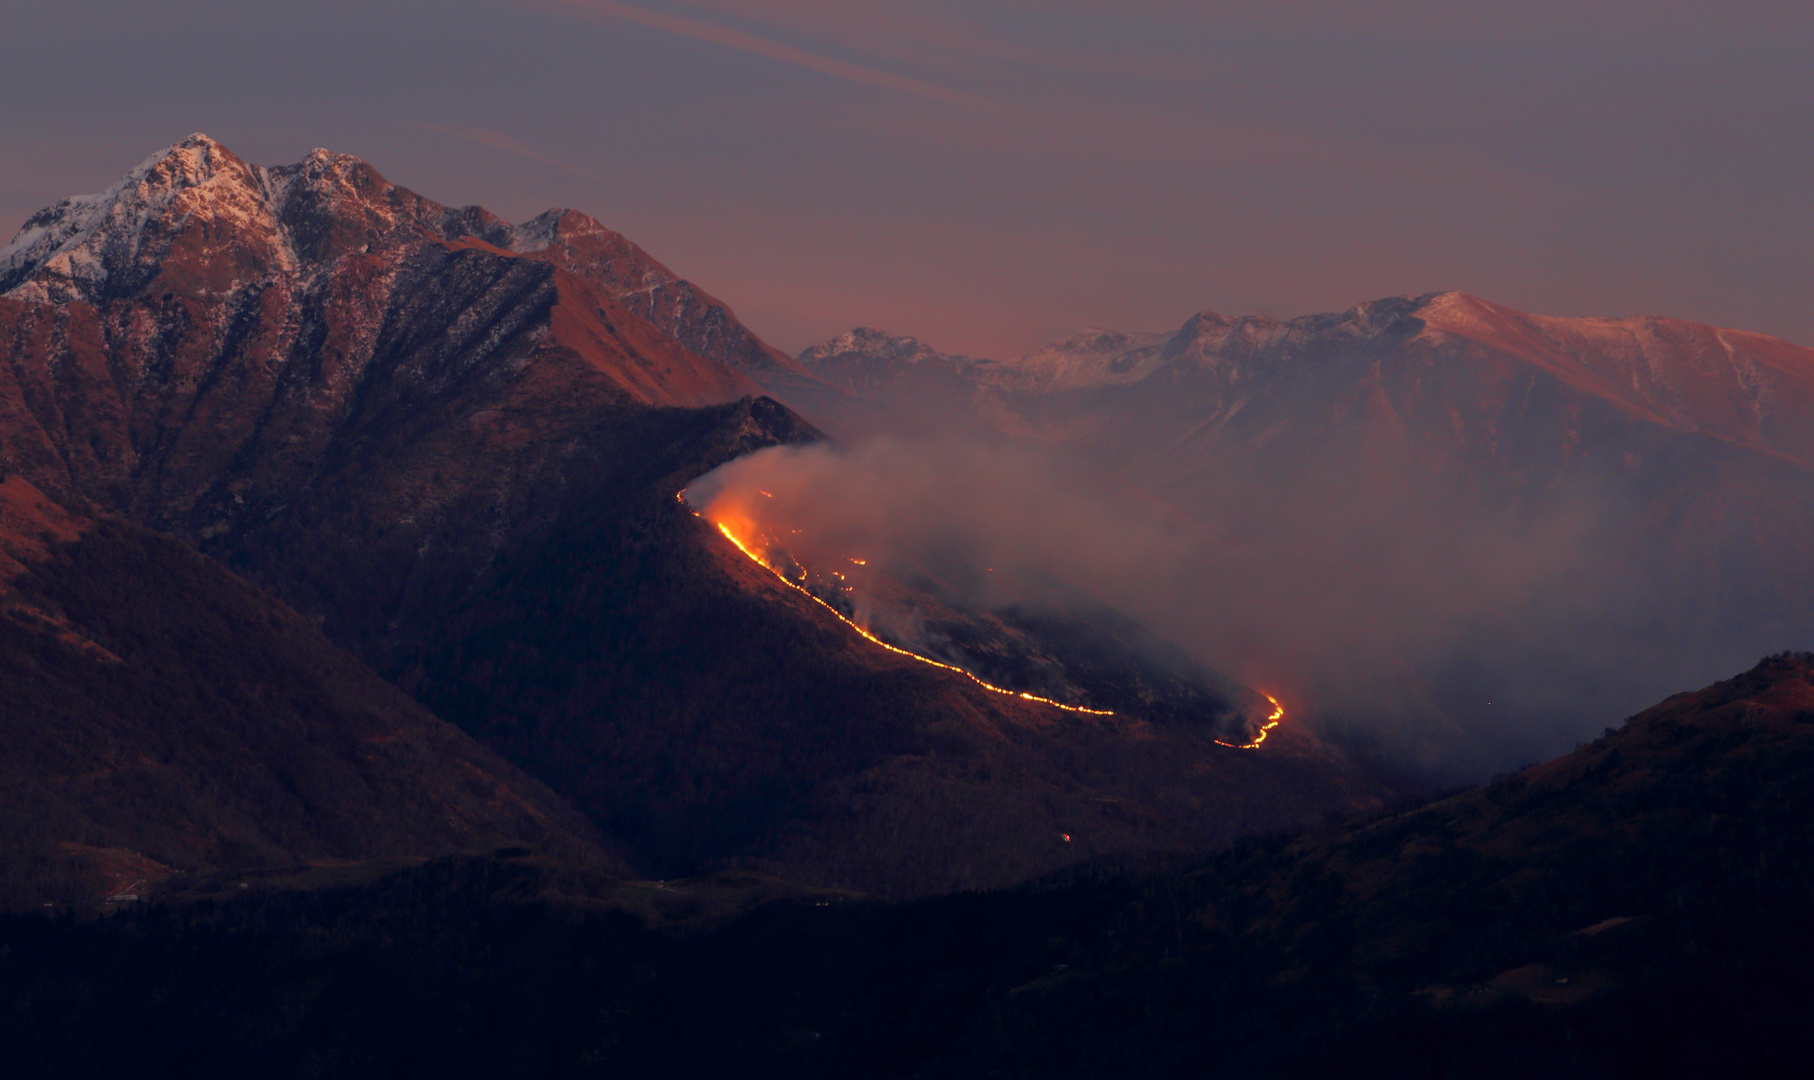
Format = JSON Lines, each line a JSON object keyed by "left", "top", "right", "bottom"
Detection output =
{"left": 3, "top": 1, "right": 1810, "bottom": 357}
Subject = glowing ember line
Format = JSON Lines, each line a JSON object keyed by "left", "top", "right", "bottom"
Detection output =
{"left": 715, "top": 521, "right": 1116, "bottom": 716}
{"left": 1215, "top": 694, "right": 1285, "bottom": 750}
{"left": 689, "top": 496, "right": 1282, "bottom": 747}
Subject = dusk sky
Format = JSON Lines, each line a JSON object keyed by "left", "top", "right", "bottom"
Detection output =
{"left": 5, "top": 0, "right": 1810, "bottom": 358}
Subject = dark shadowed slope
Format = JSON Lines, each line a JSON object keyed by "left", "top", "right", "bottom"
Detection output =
{"left": 407, "top": 485, "right": 1382, "bottom": 891}
{"left": 917, "top": 651, "right": 1814, "bottom": 1077}
{"left": 2, "top": 656, "right": 1809, "bottom": 1078}
{"left": 0, "top": 475, "right": 608, "bottom": 909}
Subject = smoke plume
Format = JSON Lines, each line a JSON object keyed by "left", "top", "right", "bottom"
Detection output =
{"left": 688, "top": 426, "right": 1795, "bottom": 780}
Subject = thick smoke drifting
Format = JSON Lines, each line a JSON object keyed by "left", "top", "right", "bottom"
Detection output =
{"left": 689, "top": 430, "right": 1793, "bottom": 780}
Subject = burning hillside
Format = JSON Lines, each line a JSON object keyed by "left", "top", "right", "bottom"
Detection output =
{"left": 681, "top": 480, "right": 1284, "bottom": 748}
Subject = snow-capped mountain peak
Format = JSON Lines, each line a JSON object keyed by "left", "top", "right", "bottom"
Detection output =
{"left": 0, "top": 133, "right": 295, "bottom": 303}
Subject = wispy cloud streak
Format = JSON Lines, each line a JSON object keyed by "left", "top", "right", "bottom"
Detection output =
{"left": 529, "top": 0, "right": 991, "bottom": 110}
{"left": 670, "top": 0, "right": 1213, "bottom": 85}
{"left": 423, "top": 123, "right": 600, "bottom": 178}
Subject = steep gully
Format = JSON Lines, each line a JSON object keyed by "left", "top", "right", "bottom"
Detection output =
{"left": 681, "top": 490, "right": 1285, "bottom": 748}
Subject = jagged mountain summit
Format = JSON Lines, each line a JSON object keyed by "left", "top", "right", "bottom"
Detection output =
{"left": 983, "top": 326, "right": 1175, "bottom": 394}
{"left": 1, "top": 134, "right": 803, "bottom": 381}
{"left": 1112, "top": 291, "right": 1814, "bottom": 469}
{"left": 801, "top": 324, "right": 986, "bottom": 381}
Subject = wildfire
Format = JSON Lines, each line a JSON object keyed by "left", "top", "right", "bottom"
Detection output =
{"left": 688, "top": 492, "right": 1283, "bottom": 746}
{"left": 1214, "top": 694, "right": 1285, "bottom": 750}
{"left": 713, "top": 519, "right": 1116, "bottom": 716}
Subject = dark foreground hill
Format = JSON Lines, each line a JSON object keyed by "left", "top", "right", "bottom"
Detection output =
{"left": 3, "top": 655, "right": 1810, "bottom": 1078}
{"left": 0, "top": 474, "right": 609, "bottom": 909}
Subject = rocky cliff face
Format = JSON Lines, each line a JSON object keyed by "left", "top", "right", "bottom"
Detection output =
{"left": 1, "top": 134, "right": 801, "bottom": 380}
{"left": 799, "top": 327, "right": 983, "bottom": 387}
{"left": 1091, "top": 291, "right": 1814, "bottom": 471}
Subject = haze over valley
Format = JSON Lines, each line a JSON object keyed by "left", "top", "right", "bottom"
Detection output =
{"left": 740, "top": 292, "right": 1814, "bottom": 776}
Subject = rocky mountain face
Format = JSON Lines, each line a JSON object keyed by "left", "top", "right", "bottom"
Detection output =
{"left": 0, "top": 134, "right": 800, "bottom": 386}
{"left": 981, "top": 326, "right": 1174, "bottom": 394}
{"left": 1041, "top": 291, "right": 1814, "bottom": 470}
{"left": 0, "top": 137, "right": 1395, "bottom": 896}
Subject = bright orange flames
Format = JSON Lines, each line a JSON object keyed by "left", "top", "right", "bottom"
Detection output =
{"left": 1215, "top": 694, "right": 1285, "bottom": 750}
{"left": 687, "top": 491, "right": 1283, "bottom": 745}
{"left": 713, "top": 519, "right": 1116, "bottom": 716}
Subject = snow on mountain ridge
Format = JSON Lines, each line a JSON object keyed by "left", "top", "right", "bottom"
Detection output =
{"left": 0, "top": 135, "right": 671, "bottom": 312}
{"left": 0, "top": 133, "right": 298, "bottom": 303}
{"left": 983, "top": 327, "right": 1174, "bottom": 393}
{"left": 1408, "top": 291, "right": 1814, "bottom": 463}
{"left": 800, "top": 327, "right": 984, "bottom": 369}
{"left": 798, "top": 324, "right": 1173, "bottom": 394}
{"left": 798, "top": 291, "right": 1814, "bottom": 465}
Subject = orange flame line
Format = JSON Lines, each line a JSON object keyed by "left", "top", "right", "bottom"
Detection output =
{"left": 715, "top": 520, "right": 1117, "bottom": 716}
{"left": 686, "top": 492, "right": 1279, "bottom": 746}
{"left": 1214, "top": 694, "right": 1284, "bottom": 750}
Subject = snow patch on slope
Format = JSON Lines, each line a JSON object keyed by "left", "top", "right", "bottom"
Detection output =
{"left": 983, "top": 327, "right": 1173, "bottom": 393}
{"left": 0, "top": 134, "right": 290, "bottom": 302}
{"left": 801, "top": 327, "right": 985, "bottom": 370}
